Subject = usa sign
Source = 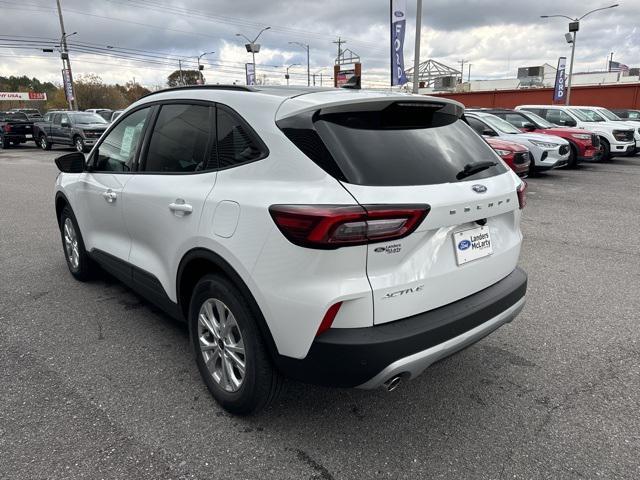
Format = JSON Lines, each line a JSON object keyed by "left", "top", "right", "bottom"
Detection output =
{"left": 0, "top": 92, "right": 47, "bottom": 101}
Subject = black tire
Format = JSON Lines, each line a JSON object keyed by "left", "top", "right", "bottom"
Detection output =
{"left": 39, "top": 134, "right": 52, "bottom": 151}
{"left": 189, "top": 274, "right": 282, "bottom": 415}
{"left": 59, "top": 205, "right": 95, "bottom": 281}
{"left": 568, "top": 143, "right": 579, "bottom": 168}
{"left": 74, "top": 136, "right": 86, "bottom": 153}
{"left": 528, "top": 158, "right": 537, "bottom": 177}
{"left": 0, "top": 134, "right": 11, "bottom": 149}
{"left": 599, "top": 138, "right": 611, "bottom": 161}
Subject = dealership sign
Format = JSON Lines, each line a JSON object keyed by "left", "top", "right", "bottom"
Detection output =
{"left": 390, "top": 0, "right": 408, "bottom": 86}
{"left": 553, "top": 57, "right": 567, "bottom": 102}
{"left": 0, "top": 92, "right": 47, "bottom": 101}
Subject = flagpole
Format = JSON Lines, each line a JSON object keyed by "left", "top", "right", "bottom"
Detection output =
{"left": 412, "top": 0, "right": 422, "bottom": 93}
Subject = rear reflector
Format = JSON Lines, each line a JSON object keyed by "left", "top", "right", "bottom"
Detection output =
{"left": 517, "top": 181, "right": 527, "bottom": 209}
{"left": 316, "top": 302, "right": 342, "bottom": 336}
{"left": 269, "top": 204, "right": 430, "bottom": 249}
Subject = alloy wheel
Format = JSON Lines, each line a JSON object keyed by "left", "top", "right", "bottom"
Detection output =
{"left": 75, "top": 138, "right": 84, "bottom": 152}
{"left": 63, "top": 217, "right": 80, "bottom": 270}
{"left": 198, "top": 298, "right": 246, "bottom": 392}
{"left": 40, "top": 136, "right": 47, "bottom": 150}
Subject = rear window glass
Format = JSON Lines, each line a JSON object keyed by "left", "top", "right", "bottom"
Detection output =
{"left": 280, "top": 103, "right": 506, "bottom": 186}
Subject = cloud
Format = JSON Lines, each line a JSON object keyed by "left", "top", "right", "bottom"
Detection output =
{"left": 0, "top": 0, "right": 637, "bottom": 89}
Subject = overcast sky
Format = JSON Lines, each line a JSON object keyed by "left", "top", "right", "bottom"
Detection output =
{"left": 0, "top": 0, "right": 637, "bottom": 89}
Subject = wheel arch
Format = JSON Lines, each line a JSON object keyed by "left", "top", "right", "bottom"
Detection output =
{"left": 177, "top": 248, "right": 279, "bottom": 360}
{"left": 55, "top": 191, "right": 70, "bottom": 225}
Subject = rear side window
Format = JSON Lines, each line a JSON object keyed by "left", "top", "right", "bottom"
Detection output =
{"left": 216, "top": 106, "right": 268, "bottom": 169}
{"left": 144, "top": 104, "right": 212, "bottom": 173}
{"left": 279, "top": 102, "right": 506, "bottom": 186}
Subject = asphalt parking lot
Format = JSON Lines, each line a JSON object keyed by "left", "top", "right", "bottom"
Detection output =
{"left": 1, "top": 144, "right": 639, "bottom": 480}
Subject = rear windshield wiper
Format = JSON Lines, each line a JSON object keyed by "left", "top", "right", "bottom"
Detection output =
{"left": 456, "top": 161, "right": 497, "bottom": 180}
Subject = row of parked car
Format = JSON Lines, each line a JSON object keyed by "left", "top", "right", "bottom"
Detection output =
{"left": 1, "top": 105, "right": 639, "bottom": 168}
{"left": 465, "top": 105, "right": 640, "bottom": 178}
{"left": 0, "top": 108, "right": 122, "bottom": 152}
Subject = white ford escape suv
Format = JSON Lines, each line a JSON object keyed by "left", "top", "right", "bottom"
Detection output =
{"left": 54, "top": 86, "right": 528, "bottom": 414}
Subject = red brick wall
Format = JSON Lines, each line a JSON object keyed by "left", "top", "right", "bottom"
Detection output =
{"left": 431, "top": 83, "right": 640, "bottom": 109}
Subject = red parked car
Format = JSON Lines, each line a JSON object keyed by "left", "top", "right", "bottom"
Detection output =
{"left": 485, "top": 137, "right": 531, "bottom": 177}
{"left": 484, "top": 109, "right": 601, "bottom": 167}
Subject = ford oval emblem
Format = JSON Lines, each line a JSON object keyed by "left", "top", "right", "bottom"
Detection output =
{"left": 458, "top": 240, "right": 471, "bottom": 250}
{"left": 394, "top": 10, "right": 404, "bottom": 17}
{"left": 472, "top": 184, "right": 487, "bottom": 194}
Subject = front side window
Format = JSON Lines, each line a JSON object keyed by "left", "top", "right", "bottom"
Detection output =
{"left": 521, "top": 111, "right": 555, "bottom": 129}
{"left": 569, "top": 109, "right": 597, "bottom": 122}
{"left": 216, "top": 106, "right": 267, "bottom": 168}
{"left": 52, "top": 113, "right": 62, "bottom": 125}
{"left": 144, "top": 104, "right": 212, "bottom": 173}
{"left": 628, "top": 111, "right": 640, "bottom": 119}
{"left": 93, "top": 108, "right": 150, "bottom": 172}
{"left": 598, "top": 109, "right": 621, "bottom": 121}
{"left": 467, "top": 116, "right": 492, "bottom": 135}
{"left": 503, "top": 113, "right": 531, "bottom": 128}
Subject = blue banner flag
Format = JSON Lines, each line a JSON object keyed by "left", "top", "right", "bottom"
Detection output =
{"left": 553, "top": 57, "right": 567, "bottom": 102}
{"left": 390, "top": 0, "right": 408, "bottom": 86}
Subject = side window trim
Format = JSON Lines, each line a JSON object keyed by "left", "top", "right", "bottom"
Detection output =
{"left": 214, "top": 103, "right": 270, "bottom": 171}
{"left": 136, "top": 100, "right": 216, "bottom": 175}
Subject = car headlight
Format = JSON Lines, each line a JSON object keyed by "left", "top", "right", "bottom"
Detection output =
{"left": 571, "top": 133, "right": 591, "bottom": 140}
{"left": 493, "top": 149, "right": 511, "bottom": 157}
{"left": 529, "top": 140, "right": 559, "bottom": 148}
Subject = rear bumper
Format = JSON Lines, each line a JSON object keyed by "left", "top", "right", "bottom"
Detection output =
{"left": 275, "top": 267, "right": 527, "bottom": 388}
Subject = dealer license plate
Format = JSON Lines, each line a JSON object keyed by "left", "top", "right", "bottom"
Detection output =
{"left": 453, "top": 225, "right": 493, "bottom": 265}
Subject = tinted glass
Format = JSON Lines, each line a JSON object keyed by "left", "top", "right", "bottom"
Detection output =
{"left": 481, "top": 115, "right": 521, "bottom": 134}
{"left": 521, "top": 111, "right": 555, "bottom": 128}
{"left": 628, "top": 111, "right": 640, "bottom": 119}
{"left": 569, "top": 109, "right": 595, "bottom": 122}
{"left": 467, "top": 116, "right": 490, "bottom": 135}
{"left": 94, "top": 108, "right": 150, "bottom": 172}
{"left": 311, "top": 115, "right": 506, "bottom": 186}
{"left": 145, "top": 104, "right": 212, "bottom": 173}
{"left": 52, "top": 114, "right": 62, "bottom": 125}
{"left": 598, "top": 109, "right": 621, "bottom": 121}
{"left": 5, "top": 112, "right": 29, "bottom": 121}
{"left": 501, "top": 113, "right": 530, "bottom": 128}
{"left": 216, "top": 107, "right": 266, "bottom": 168}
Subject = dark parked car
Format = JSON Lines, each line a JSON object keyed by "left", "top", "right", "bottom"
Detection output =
{"left": 34, "top": 111, "right": 108, "bottom": 152}
{"left": 0, "top": 111, "right": 35, "bottom": 149}
{"left": 611, "top": 109, "right": 640, "bottom": 122}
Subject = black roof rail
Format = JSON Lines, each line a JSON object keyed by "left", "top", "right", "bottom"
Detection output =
{"left": 141, "top": 84, "right": 255, "bottom": 99}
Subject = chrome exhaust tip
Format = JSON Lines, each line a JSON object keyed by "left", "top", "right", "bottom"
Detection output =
{"left": 383, "top": 375, "right": 403, "bottom": 392}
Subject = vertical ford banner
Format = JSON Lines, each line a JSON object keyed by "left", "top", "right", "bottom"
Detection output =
{"left": 553, "top": 57, "right": 567, "bottom": 102}
{"left": 245, "top": 63, "right": 256, "bottom": 86}
{"left": 390, "top": 0, "right": 408, "bottom": 86}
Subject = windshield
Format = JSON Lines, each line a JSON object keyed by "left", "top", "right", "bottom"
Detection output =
{"left": 570, "top": 109, "right": 603, "bottom": 122}
{"left": 481, "top": 115, "right": 522, "bottom": 134}
{"left": 597, "top": 109, "right": 622, "bottom": 121}
{"left": 523, "top": 111, "right": 555, "bottom": 129}
{"left": 68, "top": 112, "right": 107, "bottom": 124}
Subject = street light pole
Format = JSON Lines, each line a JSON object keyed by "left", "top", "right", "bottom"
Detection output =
{"left": 285, "top": 64, "right": 299, "bottom": 86}
{"left": 236, "top": 27, "right": 271, "bottom": 79}
{"left": 289, "top": 42, "right": 310, "bottom": 86}
{"left": 197, "top": 51, "right": 215, "bottom": 84}
{"left": 55, "top": 0, "right": 77, "bottom": 110}
{"left": 541, "top": 4, "right": 619, "bottom": 106}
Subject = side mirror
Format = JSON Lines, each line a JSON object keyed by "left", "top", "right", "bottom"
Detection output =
{"left": 482, "top": 128, "right": 497, "bottom": 137}
{"left": 61, "top": 121, "right": 70, "bottom": 128}
{"left": 562, "top": 119, "right": 576, "bottom": 127}
{"left": 54, "top": 152, "right": 85, "bottom": 173}
{"left": 522, "top": 123, "right": 536, "bottom": 132}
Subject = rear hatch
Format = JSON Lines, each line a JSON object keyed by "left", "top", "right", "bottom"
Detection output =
{"left": 277, "top": 94, "right": 523, "bottom": 325}
{"left": 3, "top": 113, "right": 34, "bottom": 136}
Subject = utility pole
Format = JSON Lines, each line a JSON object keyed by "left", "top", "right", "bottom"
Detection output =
{"left": 333, "top": 37, "right": 346, "bottom": 61}
{"left": 468, "top": 63, "right": 472, "bottom": 82}
{"left": 178, "top": 59, "right": 184, "bottom": 86}
{"left": 412, "top": 0, "right": 423, "bottom": 93}
{"left": 609, "top": 51, "right": 614, "bottom": 71}
{"left": 566, "top": 32, "right": 577, "bottom": 105}
{"left": 55, "top": 0, "right": 76, "bottom": 110}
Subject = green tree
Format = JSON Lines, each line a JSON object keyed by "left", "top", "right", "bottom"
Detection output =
{"left": 167, "top": 70, "right": 203, "bottom": 87}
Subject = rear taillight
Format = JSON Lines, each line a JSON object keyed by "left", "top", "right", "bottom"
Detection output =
{"left": 517, "top": 181, "right": 527, "bottom": 209}
{"left": 3, "top": 124, "right": 11, "bottom": 133}
{"left": 269, "top": 204, "right": 430, "bottom": 249}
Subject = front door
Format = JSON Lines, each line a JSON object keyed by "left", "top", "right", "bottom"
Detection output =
{"left": 73, "top": 107, "right": 152, "bottom": 262}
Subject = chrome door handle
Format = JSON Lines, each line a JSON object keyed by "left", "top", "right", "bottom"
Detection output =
{"left": 169, "top": 199, "right": 193, "bottom": 215}
{"left": 102, "top": 189, "right": 117, "bottom": 203}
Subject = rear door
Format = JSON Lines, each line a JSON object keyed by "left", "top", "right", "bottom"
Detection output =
{"left": 122, "top": 102, "right": 217, "bottom": 300}
{"left": 309, "top": 102, "right": 523, "bottom": 324}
